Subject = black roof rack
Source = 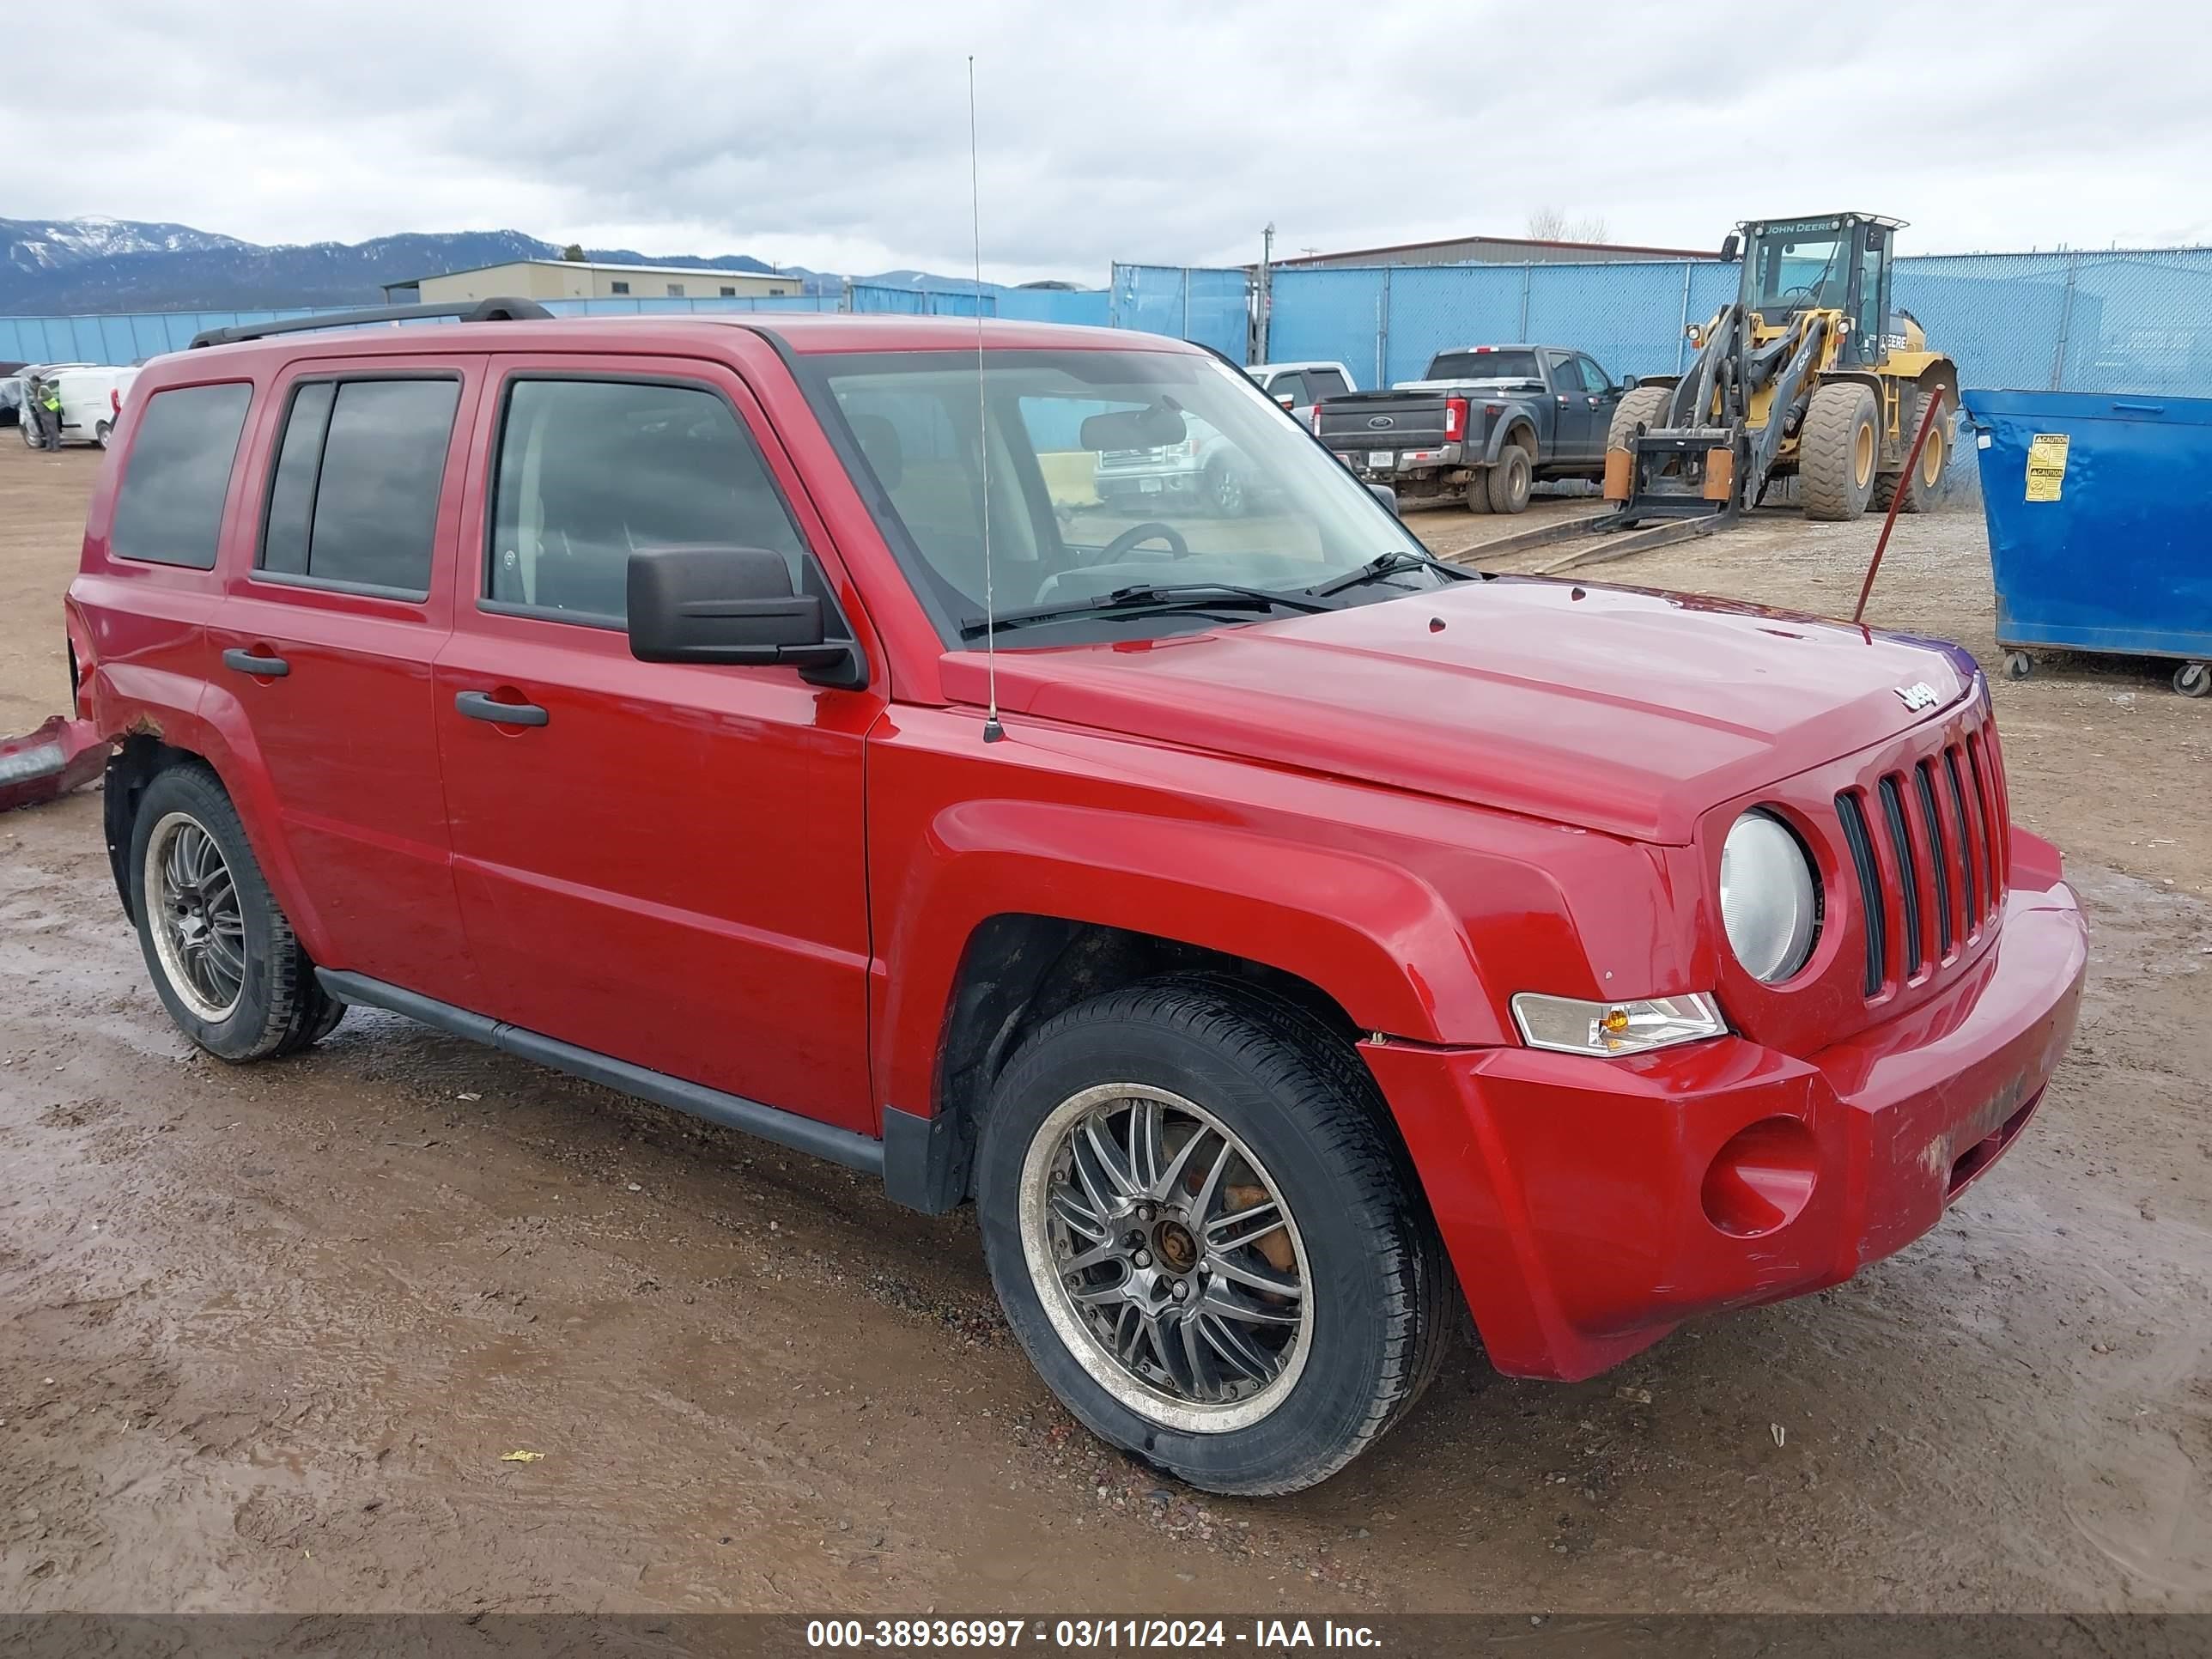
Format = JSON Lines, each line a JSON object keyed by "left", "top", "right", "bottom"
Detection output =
{"left": 187, "top": 296, "right": 554, "bottom": 350}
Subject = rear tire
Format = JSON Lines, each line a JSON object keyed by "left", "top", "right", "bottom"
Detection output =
{"left": 1871, "top": 389, "right": 1950, "bottom": 514}
{"left": 94, "top": 420, "right": 112, "bottom": 450}
{"left": 1801, "top": 382, "right": 1880, "bottom": 520}
{"left": 1462, "top": 473, "right": 1492, "bottom": 514}
{"left": 128, "top": 763, "right": 344, "bottom": 1062}
{"left": 975, "top": 977, "right": 1450, "bottom": 1495}
{"left": 1485, "top": 445, "right": 1533, "bottom": 514}
{"left": 1607, "top": 385, "right": 1673, "bottom": 453}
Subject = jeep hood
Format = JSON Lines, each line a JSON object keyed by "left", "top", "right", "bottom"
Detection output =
{"left": 937, "top": 576, "right": 1976, "bottom": 845}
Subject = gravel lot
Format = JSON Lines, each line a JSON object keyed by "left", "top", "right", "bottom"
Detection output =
{"left": 3, "top": 439, "right": 2207, "bottom": 1614}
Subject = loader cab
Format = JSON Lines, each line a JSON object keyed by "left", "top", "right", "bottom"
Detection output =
{"left": 1737, "top": 213, "right": 1901, "bottom": 367}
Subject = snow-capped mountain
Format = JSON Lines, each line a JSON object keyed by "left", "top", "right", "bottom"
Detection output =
{"left": 4, "top": 216, "right": 249, "bottom": 270}
{"left": 0, "top": 216, "right": 992, "bottom": 313}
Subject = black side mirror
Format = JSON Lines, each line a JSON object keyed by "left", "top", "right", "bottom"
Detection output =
{"left": 1719, "top": 233, "right": 1742, "bottom": 263}
{"left": 1366, "top": 482, "right": 1399, "bottom": 514}
{"left": 628, "top": 546, "right": 865, "bottom": 689}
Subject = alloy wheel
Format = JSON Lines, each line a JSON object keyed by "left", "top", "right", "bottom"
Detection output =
{"left": 1018, "top": 1083, "right": 1312, "bottom": 1433}
{"left": 143, "top": 811, "right": 246, "bottom": 1022}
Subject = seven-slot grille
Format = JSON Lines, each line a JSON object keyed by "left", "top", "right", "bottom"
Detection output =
{"left": 1832, "top": 714, "right": 2009, "bottom": 998}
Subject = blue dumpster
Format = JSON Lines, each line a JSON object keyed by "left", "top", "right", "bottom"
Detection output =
{"left": 1961, "top": 389, "right": 2211, "bottom": 697}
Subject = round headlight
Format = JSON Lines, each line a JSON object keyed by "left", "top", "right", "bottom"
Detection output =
{"left": 1719, "top": 811, "right": 1819, "bottom": 982}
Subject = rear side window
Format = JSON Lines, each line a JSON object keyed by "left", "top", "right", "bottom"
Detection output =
{"left": 110, "top": 382, "right": 252, "bottom": 568}
{"left": 487, "top": 378, "right": 807, "bottom": 624}
{"left": 258, "top": 377, "right": 461, "bottom": 596}
{"left": 1307, "top": 368, "right": 1352, "bottom": 399}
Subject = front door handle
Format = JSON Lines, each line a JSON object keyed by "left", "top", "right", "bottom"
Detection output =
{"left": 222, "top": 647, "right": 290, "bottom": 678}
{"left": 455, "top": 690, "right": 548, "bottom": 727}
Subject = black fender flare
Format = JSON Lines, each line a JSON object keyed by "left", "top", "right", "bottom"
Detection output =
{"left": 1483, "top": 406, "right": 1541, "bottom": 465}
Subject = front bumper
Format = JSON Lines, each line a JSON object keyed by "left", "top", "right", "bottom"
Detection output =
{"left": 1362, "top": 846, "right": 2086, "bottom": 1381}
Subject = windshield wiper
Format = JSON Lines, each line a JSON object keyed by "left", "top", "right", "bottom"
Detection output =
{"left": 960, "top": 581, "right": 1331, "bottom": 640}
{"left": 1308, "top": 550, "right": 1476, "bottom": 598}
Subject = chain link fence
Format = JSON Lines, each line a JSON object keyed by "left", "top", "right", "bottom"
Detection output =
{"left": 1265, "top": 248, "right": 2212, "bottom": 397}
{"left": 15, "top": 249, "right": 2208, "bottom": 396}
{"left": 1108, "top": 264, "right": 1249, "bottom": 360}
{"left": 0, "top": 294, "right": 839, "bottom": 368}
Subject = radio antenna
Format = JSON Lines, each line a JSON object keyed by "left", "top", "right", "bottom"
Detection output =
{"left": 969, "top": 54, "right": 1004, "bottom": 743}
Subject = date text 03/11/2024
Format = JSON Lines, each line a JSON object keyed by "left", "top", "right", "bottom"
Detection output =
{"left": 804, "top": 1619, "right": 1382, "bottom": 1649}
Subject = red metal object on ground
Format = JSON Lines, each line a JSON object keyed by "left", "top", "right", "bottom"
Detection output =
{"left": 58, "top": 310, "right": 2087, "bottom": 1486}
{"left": 0, "top": 714, "right": 106, "bottom": 813}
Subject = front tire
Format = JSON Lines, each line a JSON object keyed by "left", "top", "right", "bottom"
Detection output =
{"left": 1801, "top": 382, "right": 1880, "bottom": 520}
{"left": 1203, "top": 456, "right": 1245, "bottom": 516}
{"left": 1607, "top": 384, "right": 1673, "bottom": 453}
{"left": 976, "top": 978, "right": 1449, "bottom": 1495}
{"left": 128, "top": 763, "right": 344, "bottom": 1061}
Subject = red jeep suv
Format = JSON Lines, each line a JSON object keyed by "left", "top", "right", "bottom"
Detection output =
{"left": 63, "top": 302, "right": 2085, "bottom": 1494}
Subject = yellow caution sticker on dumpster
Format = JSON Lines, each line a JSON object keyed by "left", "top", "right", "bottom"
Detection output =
{"left": 2025, "top": 433, "right": 2069, "bottom": 501}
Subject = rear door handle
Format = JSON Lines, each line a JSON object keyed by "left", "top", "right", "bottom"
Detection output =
{"left": 455, "top": 690, "right": 548, "bottom": 727}
{"left": 221, "top": 647, "right": 290, "bottom": 678}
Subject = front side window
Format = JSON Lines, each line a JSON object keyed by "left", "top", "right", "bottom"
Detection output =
{"left": 110, "top": 382, "right": 253, "bottom": 568}
{"left": 257, "top": 377, "right": 460, "bottom": 595}
{"left": 487, "top": 378, "right": 808, "bottom": 624}
{"left": 807, "top": 348, "right": 1441, "bottom": 647}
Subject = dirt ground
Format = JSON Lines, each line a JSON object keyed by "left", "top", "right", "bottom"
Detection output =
{"left": 3, "top": 439, "right": 2208, "bottom": 1615}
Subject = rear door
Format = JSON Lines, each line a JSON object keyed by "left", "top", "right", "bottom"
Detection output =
{"left": 208, "top": 356, "right": 483, "bottom": 1006}
{"left": 1545, "top": 351, "right": 1593, "bottom": 460}
{"left": 1577, "top": 356, "right": 1621, "bottom": 459}
{"left": 431, "top": 353, "right": 882, "bottom": 1133}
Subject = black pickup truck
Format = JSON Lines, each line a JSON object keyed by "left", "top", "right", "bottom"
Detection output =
{"left": 1313, "top": 344, "right": 1632, "bottom": 514}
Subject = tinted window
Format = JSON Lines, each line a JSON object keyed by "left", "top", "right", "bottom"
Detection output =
{"left": 1267, "top": 373, "right": 1308, "bottom": 405}
{"left": 1547, "top": 355, "right": 1587, "bottom": 392}
{"left": 258, "top": 381, "right": 335, "bottom": 577}
{"left": 1426, "top": 349, "right": 1540, "bottom": 381}
{"left": 489, "top": 379, "right": 807, "bottom": 623}
{"left": 110, "top": 383, "right": 252, "bottom": 568}
{"left": 263, "top": 379, "right": 459, "bottom": 594}
{"left": 1307, "top": 368, "right": 1352, "bottom": 399}
{"left": 1579, "top": 357, "right": 1613, "bottom": 392}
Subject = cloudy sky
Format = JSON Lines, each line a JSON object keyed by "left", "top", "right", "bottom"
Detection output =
{"left": 11, "top": 3, "right": 2211, "bottom": 279}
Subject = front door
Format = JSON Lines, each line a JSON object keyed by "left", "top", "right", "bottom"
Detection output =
{"left": 209, "top": 356, "right": 483, "bottom": 1006}
{"left": 1578, "top": 356, "right": 1622, "bottom": 461}
{"left": 432, "top": 355, "right": 882, "bottom": 1133}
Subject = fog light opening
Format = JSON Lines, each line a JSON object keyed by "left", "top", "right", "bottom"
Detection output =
{"left": 1948, "top": 1089, "right": 2043, "bottom": 1196}
{"left": 1700, "top": 1115, "right": 1819, "bottom": 1238}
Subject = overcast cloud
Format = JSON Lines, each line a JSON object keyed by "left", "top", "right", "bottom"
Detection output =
{"left": 11, "top": 3, "right": 2212, "bottom": 279}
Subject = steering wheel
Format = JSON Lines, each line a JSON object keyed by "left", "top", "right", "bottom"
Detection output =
{"left": 1778, "top": 283, "right": 1819, "bottom": 307}
{"left": 1090, "top": 520, "right": 1190, "bottom": 564}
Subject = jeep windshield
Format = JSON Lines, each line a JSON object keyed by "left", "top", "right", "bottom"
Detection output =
{"left": 804, "top": 347, "right": 1456, "bottom": 647}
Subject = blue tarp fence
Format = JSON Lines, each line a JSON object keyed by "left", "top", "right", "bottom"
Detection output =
{"left": 10, "top": 247, "right": 2209, "bottom": 403}
{"left": 1263, "top": 247, "right": 2212, "bottom": 398}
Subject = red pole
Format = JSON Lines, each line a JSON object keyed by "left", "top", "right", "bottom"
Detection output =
{"left": 1852, "top": 390, "right": 1948, "bottom": 626}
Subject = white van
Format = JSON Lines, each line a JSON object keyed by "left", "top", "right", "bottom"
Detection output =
{"left": 52, "top": 365, "right": 142, "bottom": 447}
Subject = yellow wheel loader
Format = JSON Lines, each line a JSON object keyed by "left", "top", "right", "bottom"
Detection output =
{"left": 1605, "top": 214, "right": 1958, "bottom": 524}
